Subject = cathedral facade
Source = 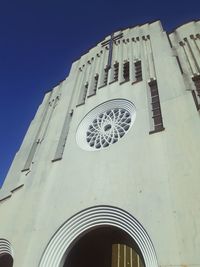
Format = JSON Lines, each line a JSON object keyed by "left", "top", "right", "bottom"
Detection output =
{"left": 0, "top": 20, "right": 200, "bottom": 267}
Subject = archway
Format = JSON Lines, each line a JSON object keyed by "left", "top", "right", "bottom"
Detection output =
{"left": 39, "top": 206, "right": 158, "bottom": 267}
{"left": 0, "top": 254, "right": 13, "bottom": 267}
{"left": 63, "top": 226, "right": 144, "bottom": 267}
{"left": 0, "top": 239, "right": 13, "bottom": 267}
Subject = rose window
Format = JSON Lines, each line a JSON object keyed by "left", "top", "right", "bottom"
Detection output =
{"left": 76, "top": 99, "right": 136, "bottom": 151}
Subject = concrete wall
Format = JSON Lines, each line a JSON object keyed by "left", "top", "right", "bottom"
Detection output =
{"left": 0, "top": 20, "right": 200, "bottom": 267}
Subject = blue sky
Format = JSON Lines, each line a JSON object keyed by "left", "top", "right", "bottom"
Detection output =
{"left": 0, "top": 0, "right": 199, "bottom": 187}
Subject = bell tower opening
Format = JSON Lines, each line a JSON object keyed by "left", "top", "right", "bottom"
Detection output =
{"left": 63, "top": 226, "right": 145, "bottom": 267}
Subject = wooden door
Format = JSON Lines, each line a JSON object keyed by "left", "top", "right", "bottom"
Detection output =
{"left": 112, "top": 244, "right": 144, "bottom": 267}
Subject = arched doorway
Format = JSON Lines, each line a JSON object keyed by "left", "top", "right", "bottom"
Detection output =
{"left": 0, "top": 239, "right": 13, "bottom": 267}
{"left": 63, "top": 226, "right": 144, "bottom": 267}
{"left": 39, "top": 206, "right": 158, "bottom": 267}
{"left": 0, "top": 254, "right": 13, "bottom": 267}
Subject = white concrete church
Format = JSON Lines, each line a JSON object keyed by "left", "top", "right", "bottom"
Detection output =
{"left": 0, "top": 20, "right": 200, "bottom": 267}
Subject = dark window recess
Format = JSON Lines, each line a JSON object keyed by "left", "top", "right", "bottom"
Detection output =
{"left": 83, "top": 82, "right": 89, "bottom": 102}
{"left": 77, "top": 82, "right": 89, "bottom": 106}
{"left": 113, "top": 62, "right": 119, "bottom": 81}
{"left": 192, "top": 75, "right": 200, "bottom": 110}
{"left": 94, "top": 74, "right": 99, "bottom": 93}
{"left": 135, "top": 60, "right": 142, "bottom": 81}
{"left": 149, "top": 80, "right": 165, "bottom": 134}
{"left": 123, "top": 61, "right": 130, "bottom": 81}
{"left": 88, "top": 75, "right": 99, "bottom": 97}
{"left": 0, "top": 254, "right": 13, "bottom": 267}
{"left": 102, "top": 69, "right": 109, "bottom": 86}
{"left": 192, "top": 75, "right": 200, "bottom": 97}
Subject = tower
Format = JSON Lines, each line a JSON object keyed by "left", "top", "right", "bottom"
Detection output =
{"left": 0, "top": 20, "right": 200, "bottom": 267}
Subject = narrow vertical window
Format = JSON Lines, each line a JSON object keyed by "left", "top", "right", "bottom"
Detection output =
{"left": 192, "top": 75, "right": 200, "bottom": 98}
{"left": 104, "top": 69, "right": 109, "bottom": 86}
{"left": 134, "top": 60, "right": 142, "bottom": 81}
{"left": 77, "top": 82, "right": 89, "bottom": 106}
{"left": 87, "top": 73, "right": 99, "bottom": 97}
{"left": 113, "top": 62, "right": 119, "bottom": 82}
{"left": 93, "top": 74, "right": 99, "bottom": 93}
{"left": 101, "top": 68, "right": 109, "bottom": 87}
{"left": 192, "top": 74, "right": 200, "bottom": 110}
{"left": 88, "top": 74, "right": 99, "bottom": 97}
{"left": 109, "top": 62, "right": 119, "bottom": 84}
{"left": 83, "top": 82, "right": 89, "bottom": 102}
{"left": 123, "top": 61, "right": 130, "bottom": 82}
{"left": 148, "top": 80, "right": 165, "bottom": 134}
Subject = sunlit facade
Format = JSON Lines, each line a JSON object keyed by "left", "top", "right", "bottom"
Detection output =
{"left": 0, "top": 20, "right": 200, "bottom": 267}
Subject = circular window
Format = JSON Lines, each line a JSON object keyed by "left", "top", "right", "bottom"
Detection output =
{"left": 76, "top": 99, "right": 136, "bottom": 151}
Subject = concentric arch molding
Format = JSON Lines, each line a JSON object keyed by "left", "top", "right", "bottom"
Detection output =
{"left": 39, "top": 206, "right": 158, "bottom": 267}
{"left": 76, "top": 99, "right": 136, "bottom": 151}
{"left": 0, "top": 238, "right": 13, "bottom": 265}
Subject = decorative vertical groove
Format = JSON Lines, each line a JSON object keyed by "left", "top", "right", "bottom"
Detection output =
{"left": 21, "top": 91, "right": 53, "bottom": 172}
{"left": 127, "top": 35, "right": 134, "bottom": 82}
{"left": 118, "top": 41, "right": 124, "bottom": 84}
{"left": 108, "top": 39, "right": 119, "bottom": 84}
{"left": 195, "top": 34, "right": 200, "bottom": 52}
{"left": 179, "top": 41, "right": 196, "bottom": 74}
{"left": 190, "top": 35, "right": 200, "bottom": 57}
{"left": 142, "top": 36, "right": 151, "bottom": 81}
{"left": 52, "top": 109, "right": 73, "bottom": 162}
{"left": 87, "top": 56, "right": 98, "bottom": 97}
{"left": 76, "top": 66, "right": 86, "bottom": 105}
{"left": 130, "top": 38, "right": 136, "bottom": 83}
{"left": 184, "top": 37, "right": 200, "bottom": 73}
{"left": 39, "top": 95, "right": 60, "bottom": 143}
{"left": 179, "top": 37, "right": 200, "bottom": 110}
{"left": 147, "top": 36, "right": 156, "bottom": 80}
{"left": 175, "top": 56, "right": 184, "bottom": 74}
{"left": 98, "top": 48, "right": 109, "bottom": 88}
{"left": 77, "top": 59, "right": 92, "bottom": 106}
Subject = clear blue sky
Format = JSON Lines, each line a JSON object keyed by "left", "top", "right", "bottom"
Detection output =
{"left": 0, "top": 0, "right": 199, "bottom": 187}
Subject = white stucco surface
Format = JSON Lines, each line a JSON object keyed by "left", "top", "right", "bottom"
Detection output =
{"left": 0, "top": 20, "right": 200, "bottom": 267}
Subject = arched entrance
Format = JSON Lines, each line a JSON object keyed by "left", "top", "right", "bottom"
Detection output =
{"left": 39, "top": 206, "right": 158, "bottom": 267}
{"left": 0, "top": 239, "right": 13, "bottom": 267}
{"left": 0, "top": 254, "right": 13, "bottom": 267}
{"left": 63, "top": 226, "right": 144, "bottom": 267}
